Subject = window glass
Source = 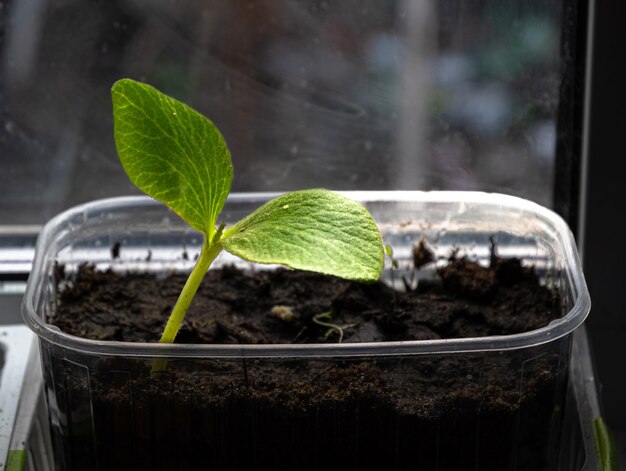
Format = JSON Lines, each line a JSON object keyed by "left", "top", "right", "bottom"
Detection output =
{"left": 0, "top": 0, "right": 564, "bottom": 224}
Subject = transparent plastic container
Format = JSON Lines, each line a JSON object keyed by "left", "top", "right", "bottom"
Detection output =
{"left": 22, "top": 192, "right": 590, "bottom": 471}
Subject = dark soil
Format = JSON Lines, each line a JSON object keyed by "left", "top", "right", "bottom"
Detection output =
{"left": 45, "top": 249, "right": 567, "bottom": 471}
{"left": 51, "top": 255, "right": 559, "bottom": 345}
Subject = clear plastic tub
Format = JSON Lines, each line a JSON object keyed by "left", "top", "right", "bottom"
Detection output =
{"left": 22, "top": 192, "right": 591, "bottom": 471}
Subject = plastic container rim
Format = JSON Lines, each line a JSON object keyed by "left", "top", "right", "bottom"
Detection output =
{"left": 21, "top": 191, "right": 591, "bottom": 359}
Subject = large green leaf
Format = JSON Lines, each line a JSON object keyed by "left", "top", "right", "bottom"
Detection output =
{"left": 221, "top": 190, "right": 384, "bottom": 282}
{"left": 112, "top": 79, "right": 232, "bottom": 237}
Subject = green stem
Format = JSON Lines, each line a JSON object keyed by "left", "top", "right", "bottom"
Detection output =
{"left": 152, "top": 236, "right": 222, "bottom": 373}
{"left": 160, "top": 236, "right": 222, "bottom": 343}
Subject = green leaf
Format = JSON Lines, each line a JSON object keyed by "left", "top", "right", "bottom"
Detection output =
{"left": 6, "top": 450, "right": 26, "bottom": 471}
{"left": 593, "top": 417, "right": 620, "bottom": 471}
{"left": 112, "top": 78, "right": 232, "bottom": 237}
{"left": 221, "top": 189, "right": 384, "bottom": 282}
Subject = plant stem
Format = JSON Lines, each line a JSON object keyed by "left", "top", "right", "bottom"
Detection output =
{"left": 152, "top": 236, "right": 222, "bottom": 373}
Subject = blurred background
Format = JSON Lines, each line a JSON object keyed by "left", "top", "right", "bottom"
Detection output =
{"left": 0, "top": 0, "right": 567, "bottom": 224}
{"left": 4, "top": 0, "right": 626, "bottom": 464}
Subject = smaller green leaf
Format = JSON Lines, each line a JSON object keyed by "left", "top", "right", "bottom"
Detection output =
{"left": 221, "top": 189, "right": 384, "bottom": 282}
{"left": 112, "top": 78, "right": 233, "bottom": 238}
{"left": 6, "top": 450, "right": 26, "bottom": 471}
{"left": 593, "top": 417, "right": 620, "bottom": 471}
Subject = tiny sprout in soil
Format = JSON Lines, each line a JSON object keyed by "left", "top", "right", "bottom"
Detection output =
{"left": 312, "top": 309, "right": 356, "bottom": 343}
{"left": 111, "top": 79, "right": 384, "bottom": 370}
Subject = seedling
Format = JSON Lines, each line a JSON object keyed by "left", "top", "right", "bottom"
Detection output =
{"left": 312, "top": 309, "right": 355, "bottom": 343}
{"left": 111, "top": 79, "right": 384, "bottom": 369}
{"left": 384, "top": 243, "right": 403, "bottom": 294}
{"left": 384, "top": 244, "right": 399, "bottom": 269}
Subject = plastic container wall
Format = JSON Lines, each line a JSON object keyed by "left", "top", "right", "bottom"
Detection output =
{"left": 22, "top": 192, "right": 590, "bottom": 471}
{"left": 8, "top": 329, "right": 604, "bottom": 471}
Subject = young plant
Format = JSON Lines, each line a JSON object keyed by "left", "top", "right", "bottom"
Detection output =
{"left": 111, "top": 78, "right": 384, "bottom": 364}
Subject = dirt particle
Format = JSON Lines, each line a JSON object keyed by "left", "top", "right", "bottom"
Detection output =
{"left": 111, "top": 241, "right": 121, "bottom": 259}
